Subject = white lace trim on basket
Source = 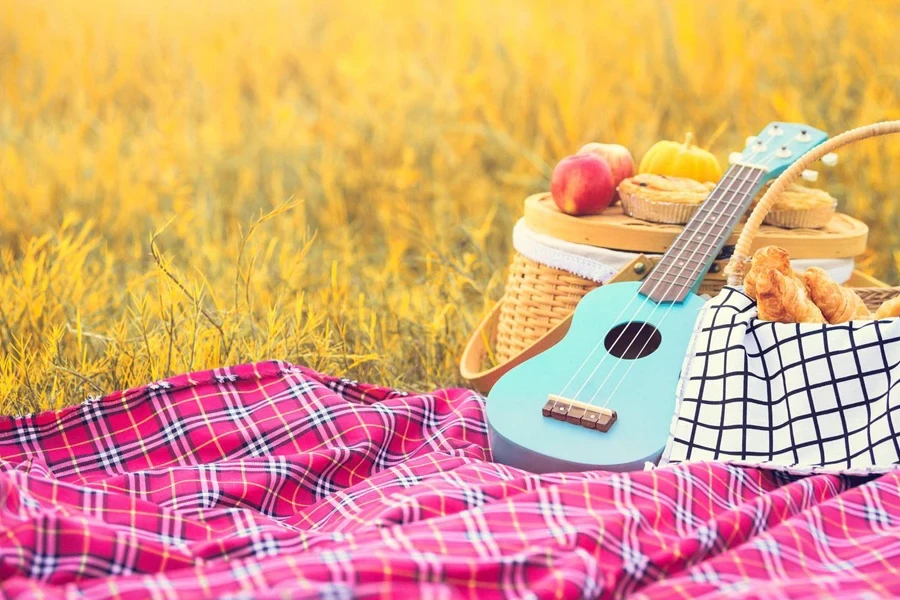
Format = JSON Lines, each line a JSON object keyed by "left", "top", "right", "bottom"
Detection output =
{"left": 512, "top": 218, "right": 855, "bottom": 285}
{"left": 660, "top": 286, "right": 900, "bottom": 476}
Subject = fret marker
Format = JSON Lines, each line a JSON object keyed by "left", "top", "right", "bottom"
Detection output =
{"left": 640, "top": 165, "right": 765, "bottom": 305}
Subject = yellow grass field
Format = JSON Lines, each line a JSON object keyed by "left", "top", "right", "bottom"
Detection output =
{"left": 3, "top": 0, "right": 900, "bottom": 413}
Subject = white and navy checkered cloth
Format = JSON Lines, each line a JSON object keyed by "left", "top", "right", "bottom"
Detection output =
{"left": 661, "top": 287, "right": 900, "bottom": 475}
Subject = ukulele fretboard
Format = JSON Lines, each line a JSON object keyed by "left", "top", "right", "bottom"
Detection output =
{"left": 639, "top": 165, "right": 767, "bottom": 304}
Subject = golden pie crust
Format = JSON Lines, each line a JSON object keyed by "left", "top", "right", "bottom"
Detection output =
{"left": 617, "top": 174, "right": 716, "bottom": 224}
{"left": 616, "top": 174, "right": 838, "bottom": 228}
{"left": 753, "top": 183, "right": 837, "bottom": 229}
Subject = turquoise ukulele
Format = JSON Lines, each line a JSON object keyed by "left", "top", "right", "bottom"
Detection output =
{"left": 487, "top": 122, "right": 830, "bottom": 473}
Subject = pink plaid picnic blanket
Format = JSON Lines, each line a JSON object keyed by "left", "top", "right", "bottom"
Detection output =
{"left": 1, "top": 360, "right": 899, "bottom": 599}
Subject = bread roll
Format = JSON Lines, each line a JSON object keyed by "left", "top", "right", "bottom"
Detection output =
{"left": 756, "top": 269, "right": 826, "bottom": 324}
{"left": 803, "top": 267, "right": 871, "bottom": 323}
{"left": 744, "top": 246, "right": 804, "bottom": 300}
{"left": 876, "top": 296, "right": 900, "bottom": 320}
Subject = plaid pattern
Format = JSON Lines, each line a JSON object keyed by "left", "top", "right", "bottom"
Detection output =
{"left": 662, "top": 287, "right": 900, "bottom": 475}
{"left": 1, "top": 361, "right": 900, "bottom": 598}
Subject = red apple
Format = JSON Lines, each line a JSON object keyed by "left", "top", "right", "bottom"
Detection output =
{"left": 577, "top": 142, "right": 635, "bottom": 203}
{"left": 550, "top": 153, "right": 615, "bottom": 216}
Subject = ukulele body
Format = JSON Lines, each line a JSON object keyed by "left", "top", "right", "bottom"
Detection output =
{"left": 486, "top": 281, "right": 707, "bottom": 473}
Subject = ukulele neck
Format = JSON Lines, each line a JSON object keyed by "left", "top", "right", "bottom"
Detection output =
{"left": 639, "top": 165, "right": 768, "bottom": 304}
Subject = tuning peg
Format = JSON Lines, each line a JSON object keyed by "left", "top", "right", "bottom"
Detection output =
{"left": 745, "top": 135, "right": 758, "bottom": 147}
{"left": 729, "top": 152, "right": 743, "bottom": 165}
{"left": 801, "top": 169, "right": 819, "bottom": 182}
{"left": 821, "top": 153, "right": 839, "bottom": 167}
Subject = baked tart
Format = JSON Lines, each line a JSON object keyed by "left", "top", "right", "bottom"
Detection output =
{"left": 752, "top": 182, "right": 837, "bottom": 229}
{"left": 617, "top": 174, "right": 716, "bottom": 224}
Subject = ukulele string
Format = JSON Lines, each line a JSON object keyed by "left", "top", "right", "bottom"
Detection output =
{"left": 555, "top": 275, "right": 648, "bottom": 397}
{"left": 563, "top": 158, "right": 765, "bottom": 405}
{"left": 571, "top": 163, "right": 757, "bottom": 404}
{"left": 594, "top": 167, "right": 767, "bottom": 408}
{"left": 554, "top": 165, "right": 751, "bottom": 403}
{"left": 589, "top": 151, "right": 778, "bottom": 409}
{"left": 552, "top": 162, "right": 730, "bottom": 398}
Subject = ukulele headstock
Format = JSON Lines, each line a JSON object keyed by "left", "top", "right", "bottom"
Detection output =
{"left": 728, "top": 122, "right": 829, "bottom": 183}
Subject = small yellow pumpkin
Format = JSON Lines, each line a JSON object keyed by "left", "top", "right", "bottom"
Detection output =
{"left": 638, "top": 132, "right": 723, "bottom": 183}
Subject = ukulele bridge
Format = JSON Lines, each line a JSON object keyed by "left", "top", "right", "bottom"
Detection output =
{"left": 542, "top": 394, "right": 617, "bottom": 433}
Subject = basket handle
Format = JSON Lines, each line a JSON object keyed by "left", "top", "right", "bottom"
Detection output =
{"left": 725, "top": 120, "right": 900, "bottom": 286}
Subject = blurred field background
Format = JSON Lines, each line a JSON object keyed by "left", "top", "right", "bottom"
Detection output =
{"left": 3, "top": 0, "right": 900, "bottom": 413}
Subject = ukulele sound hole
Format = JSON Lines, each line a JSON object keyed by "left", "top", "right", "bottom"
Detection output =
{"left": 604, "top": 322, "right": 662, "bottom": 360}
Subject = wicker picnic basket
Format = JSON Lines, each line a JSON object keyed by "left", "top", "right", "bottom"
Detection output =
{"left": 493, "top": 253, "right": 600, "bottom": 362}
{"left": 461, "top": 122, "right": 900, "bottom": 394}
{"left": 494, "top": 246, "right": 737, "bottom": 363}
